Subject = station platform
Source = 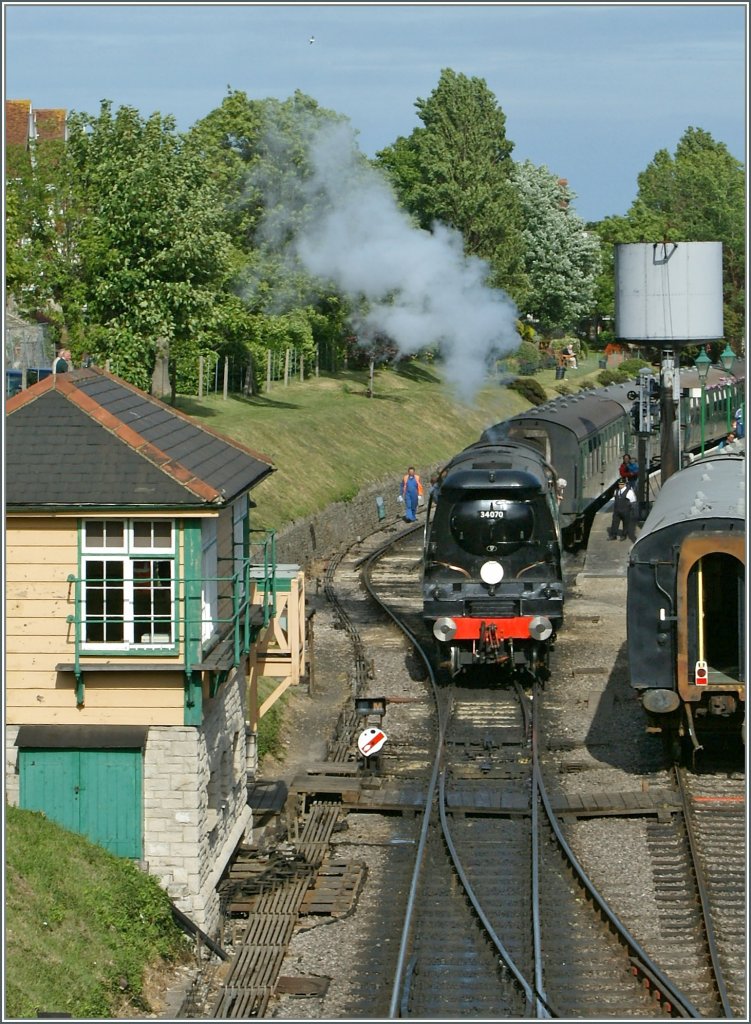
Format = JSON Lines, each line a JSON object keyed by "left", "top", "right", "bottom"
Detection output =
{"left": 578, "top": 502, "right": 636, "bottom": 580}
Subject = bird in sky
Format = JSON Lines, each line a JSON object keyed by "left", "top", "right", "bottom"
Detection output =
{"left": 309, "top": 35, "right": 315, "bottom": 45}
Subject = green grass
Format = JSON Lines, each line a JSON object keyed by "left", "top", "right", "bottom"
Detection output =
{"left": 176, "top": 361, "right": 531, "bottom": 531}
{"left": 4, "top": 805, "right": 190, "bottom": 1019}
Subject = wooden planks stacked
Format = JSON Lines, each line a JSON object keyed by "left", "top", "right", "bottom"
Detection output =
{"left": 300, "top": 858, "right": 367, "bottom": 918}
{"left": 212, "top": 803, "right": 341, "bottom": 1018}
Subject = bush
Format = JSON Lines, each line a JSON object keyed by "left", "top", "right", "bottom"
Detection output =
{"left": 508, "top": 376, "right": 548, "bottom": 405}
{"left": 514, "top": 341, "right": 541, "bottom": 374}
{"left": 597, "top": 369, "right": 626, "bottom": 386}
{"left": 619, "top": 357, "right": 651, "bottom": 375}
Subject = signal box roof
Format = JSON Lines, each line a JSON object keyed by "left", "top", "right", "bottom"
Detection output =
{"left": 5, "top": 367, "right": 275, "bottom": 512}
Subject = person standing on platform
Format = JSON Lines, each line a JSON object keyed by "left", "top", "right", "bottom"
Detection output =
{"left": 400, "top": 466, "right": 423, "bottom": 522}
{"left": 619, "top": 453, "right": 638, "bottom": 486}
{"left": 608, "top": 478, "right": 638, "bottom": 541}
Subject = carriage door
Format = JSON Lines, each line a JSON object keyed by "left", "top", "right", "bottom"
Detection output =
{"left": 680, "top": 545, "right": 745, "bottom": 695}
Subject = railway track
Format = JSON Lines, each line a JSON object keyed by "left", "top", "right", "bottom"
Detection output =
{"left": 206, "top": 517, "right": 744, "bottom": 1019}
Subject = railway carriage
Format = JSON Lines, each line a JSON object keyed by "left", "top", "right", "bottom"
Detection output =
{"left": 483, "top": 383, "right": 635, "bottom": 547}
{"left": 423, "top": 362, "right": 744, "bottom": 686}
{"left": 626, "top": 444, "right": 746, "bottom": 759}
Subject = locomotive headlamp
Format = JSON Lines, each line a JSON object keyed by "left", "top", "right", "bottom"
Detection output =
{"left": 480, "top": 560, "right": 504, "bottom": 586}
{"left": 433, "top": 617, "right": 457, "bottom": 642}
{"left": 528, "top": 616, "right": 553, "bottom": 641}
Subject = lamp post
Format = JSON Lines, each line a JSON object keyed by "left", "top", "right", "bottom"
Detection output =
{"left": 717, "top": 344, "right": 733, "bottom": 432}
{"left": 694, "top": 346, "right": 712, "bottom": 455}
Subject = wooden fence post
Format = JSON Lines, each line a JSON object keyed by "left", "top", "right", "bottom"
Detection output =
{"left": 198, "top": 355, "right": 204, "bottom": 398}
{"left": 300, "top": 352, "right": 304, "bottom": 382}
{"left": 223, "top": 356, "right": 229, "bottom": 400}
{"left": 266, "top": 350, "right": 272, "bottom": 391}
{"left": 284, "top": 348, "right": 290, "bottom": 387}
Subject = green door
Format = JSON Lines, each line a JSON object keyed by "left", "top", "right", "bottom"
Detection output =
{"left": 19, "top": 748, "right": 142, "bottom": 858}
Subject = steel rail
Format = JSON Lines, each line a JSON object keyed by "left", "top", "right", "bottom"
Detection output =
{"left": 360, "top": 527, "right": 551, "bottom": 1018}
{"left": 530, "top": 692, "right": 703, "bottom": 1019}
{"left": 517, "top": 680, "right": 551, "bottom": 1019}
{"left": 674, "top": 766, "right": 734, "bottom": 1018}
{"left": 357, "top": 534, "right": 448, "bottom": 1020}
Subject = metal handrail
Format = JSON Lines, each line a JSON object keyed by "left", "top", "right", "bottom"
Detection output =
{"left": 65, "top": 528, "right": 277, "bottom": 679}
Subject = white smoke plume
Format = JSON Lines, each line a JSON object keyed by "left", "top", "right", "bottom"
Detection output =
{"left": 255, "top": 116, "right": 520, "bottom": 403}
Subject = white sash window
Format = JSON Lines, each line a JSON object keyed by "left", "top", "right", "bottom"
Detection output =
{"left": 81, "top": 519, "right": 175, "bottom": 650}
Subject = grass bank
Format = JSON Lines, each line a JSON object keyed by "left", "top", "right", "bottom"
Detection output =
{"left": 5, "top": 805, "right": 190, "bottom": 1019}
{"left": 176, "top": 361, "right": 532, "bottom": 530}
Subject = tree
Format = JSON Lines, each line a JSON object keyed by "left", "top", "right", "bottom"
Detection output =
{"left": 56, "top": 102, "right": 236, "bottom": 392}
{"left": 5, "top": 133, "right": 77, "bottom": 328}
{"left": 513, "top": 161, "right": 602, "bottom": 335}
{"left": 594, "top": 127, "right": 745, "bottom": 348}
{"left": 376, "top": 69, "right": 529, "bottom": 303}
{"left": 189, "top": 90, "right": 355, "bottom": 374}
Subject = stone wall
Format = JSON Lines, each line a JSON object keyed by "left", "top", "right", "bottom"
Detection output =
{"left": 273, "top": 463, "right": 441, "bottom": 571}
{"left": 144, "top": 665, "right": 251, "bottom": 934}
{"left": 5, "top": 725, "right": 20, "bottom": 807}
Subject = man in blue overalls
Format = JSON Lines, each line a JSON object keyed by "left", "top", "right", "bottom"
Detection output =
{"left": 400, "top": 467, "right": 423, "bottom": 522}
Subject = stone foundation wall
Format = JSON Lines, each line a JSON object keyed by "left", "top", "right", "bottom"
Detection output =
{"left": 144, "top": 665, "right": 251, "bottom": 934}
{"left": 274, "top": 463, "right": 441, "bottom": 572}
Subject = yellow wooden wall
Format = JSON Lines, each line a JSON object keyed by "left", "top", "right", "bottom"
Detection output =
{"left": 6, "top": 515, "right": 185, "bottom": 726}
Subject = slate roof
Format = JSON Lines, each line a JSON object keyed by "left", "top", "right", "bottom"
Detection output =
{"left": 5, "top": 367, "right": 275, "bottom": 510}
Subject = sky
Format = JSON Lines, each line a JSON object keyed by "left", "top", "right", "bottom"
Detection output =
{"left": 3, "top": 2, "right": 747, "bottom": 224}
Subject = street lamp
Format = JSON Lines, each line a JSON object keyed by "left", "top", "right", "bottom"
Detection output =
{"left": 718, "top": 343, "right": 742, "bottom": 431}
{"left": 694, "top": 346, "right": 712, "bottom": 455}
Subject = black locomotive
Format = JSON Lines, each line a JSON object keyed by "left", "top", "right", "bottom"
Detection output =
{"left": 627, "top": 443, "right": 746, "bottom": 760}
{"left": 423, "top": 439, "right": 563, "bottom": 681}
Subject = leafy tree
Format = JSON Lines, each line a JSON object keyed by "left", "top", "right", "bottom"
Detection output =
{"left": 593, "top": 127, "right": 745, "bottom": 347}
{"left": 58, "top": 102, "right": 235, "bottom": 392}
{"left": 376, "top": 69, "right": 529, "bottom": 303}
{"left": 5, "top": 134, "right": 77, "bottom": 330}
{"left": 189, "top": 90, "right": 355, "bottom": 373}
{"left": 513, "top": 161, "right": 602, "bottom": 334}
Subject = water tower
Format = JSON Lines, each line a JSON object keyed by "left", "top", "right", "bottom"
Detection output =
{"left": 614, "top": 241, "right": 724, "bottom": 482}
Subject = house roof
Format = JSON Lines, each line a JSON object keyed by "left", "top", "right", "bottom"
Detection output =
{"left": 34, "top": 108, "right": 67, "bottom": 142}
{"left": 5, "top": 99, "right": 32, "bottom": 147}
{"left": 5, "top": 367, "right": 275, "bottom": 511}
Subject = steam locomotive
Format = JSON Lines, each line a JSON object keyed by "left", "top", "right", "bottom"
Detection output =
{"left": 627, "top": 442, "right": 746, "bottom": 760}
{"left": 423, "top": 363, "right": 744, "bottom": 681}
{"left": 423, "top": 439, "right": 563, "bottom": 681}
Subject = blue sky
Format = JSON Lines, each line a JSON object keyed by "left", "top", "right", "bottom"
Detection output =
{"left": 3, "top": 2, "right": 747, "bottom": 223}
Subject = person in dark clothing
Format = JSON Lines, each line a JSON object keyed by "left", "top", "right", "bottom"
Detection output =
{"left": 608, "top": 478, "right": 638, "bottom": 541}
{"left": 52, "top": 348, "right": 72, "bottom": 373}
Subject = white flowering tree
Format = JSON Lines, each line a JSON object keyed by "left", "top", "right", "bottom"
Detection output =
{"left": 513, "top": 160, "right": 602, "bottom": 334}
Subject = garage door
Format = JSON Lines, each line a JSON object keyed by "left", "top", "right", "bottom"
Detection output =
{"left": 19, "top": 747, "right": 142, "bottom": 858}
